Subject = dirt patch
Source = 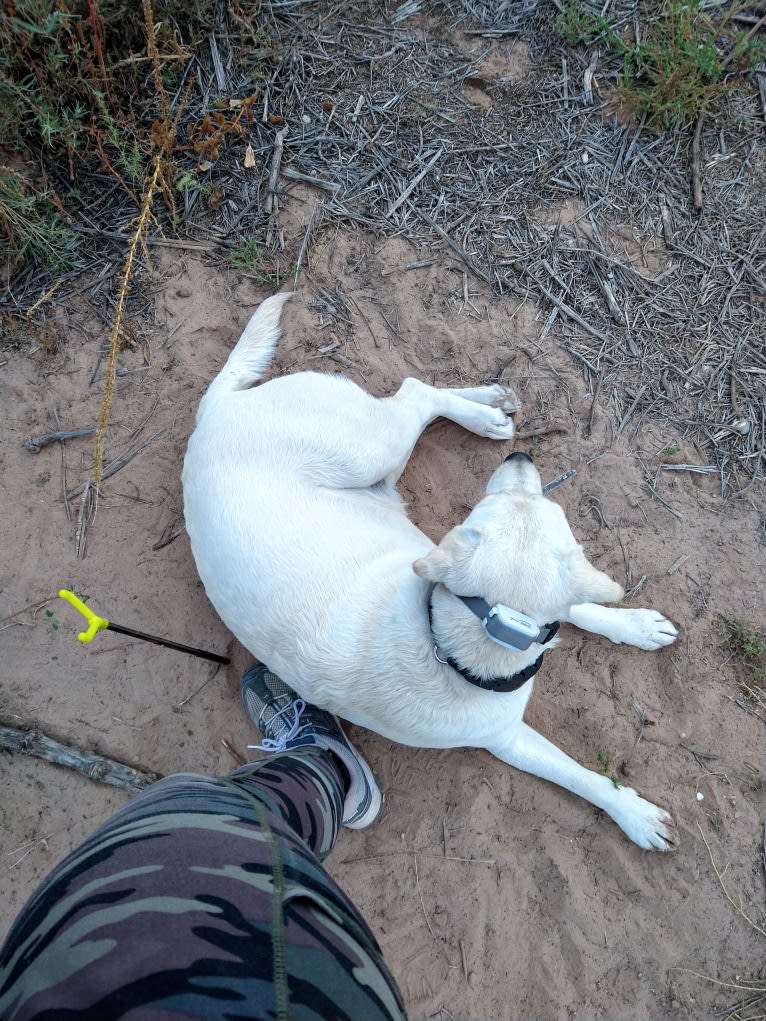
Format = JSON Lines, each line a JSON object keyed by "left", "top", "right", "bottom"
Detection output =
{"left": 449, "top": 28, "right": 532, "bottom": 109}
{"left": 536, "top": 198, "right": 668, "bottom": 279}
{"left": 2, "top": 216, "right": 764, "bottom": 1019}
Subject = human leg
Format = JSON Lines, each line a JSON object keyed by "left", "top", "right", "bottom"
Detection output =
{"left": 0, "top": 670, "right": 402, "bottom": 1021}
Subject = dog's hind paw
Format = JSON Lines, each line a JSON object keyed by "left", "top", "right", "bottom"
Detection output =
{"left": 441, "top": 384, "right": 519, "bottom": 439}
{"left": 614, "top": 790, "right": 678, "bottom": 851}
{"left": 484, "top": 407, "right": 516, "bottom": 440}
{"left": 489, "top": 384, "right": 522, "bottom": 415}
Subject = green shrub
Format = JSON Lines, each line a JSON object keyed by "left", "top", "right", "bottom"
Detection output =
{"left": 0, "top": 166, "right": 80, "bottom": 274}
{"left": 556, "top": 0, "right": 765, "bottom": 129}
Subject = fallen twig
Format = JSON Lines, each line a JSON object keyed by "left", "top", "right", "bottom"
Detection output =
{"left": 24, "top": 428, "right": 96, "bottom": 453}
{"left": 644, "top": 481, "right": 684, "bottom": 519}
{"left": 152, "top": 512, "right": 186, "bottom": 551}
{"left": 340, "top": 850, "right": 496, "bottom": 866}
{"left": 294, "top": 199, "right": 323, "bottom": 278}
{"left": 387, "top": 147, "right": 443, "bottom": 217}
{"left": 0, "top": 722, "right": 160, "bottom": 794}
{"left": 282, "top": 167, "right": 341, "bottom": 192}
{"left": 583, "top": 51, "right": 598, "bottom": 104}
{"left": 516, "top": 424, "right": 569, "bottom": 439}
{"left": 692, "top": 112, "right": 704, "bottom": 210}
{"left": 415, "top": 207, "right": 491, "bottom": 284}
{"left": 221, "top": 737, "right": 246, "bottom": 766}
{"left": 75, "top": 480, "right": 96, "bottom": 560}
{"left": 67, "top": 428, "right": 167, "bottom": 501}
{"left": 413, "top": 852, "right": 437, "bottom": 942}
{"left": 53, "top": 408, "right": 72, "bottom": 522}
{"left": 697, "top": 823, "right": 766, "bottom": 938}
{"left": 265, "top": 125, "right": 289, "bottom": 245}
{"left": 617, "top": 386, "right": 648, "bottom": 434}
{"left": 520, "top": 264, "right": 610, "bottom": 344}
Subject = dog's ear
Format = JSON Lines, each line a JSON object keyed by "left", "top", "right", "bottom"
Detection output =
{"left": 413, "top": 525, "right": 482, "bottom": 582}
{"left": 412, "top": 548, "right": 450, "bottom": 582}
{"left": 569, "top": 551, "right": 625, "bottom": 605}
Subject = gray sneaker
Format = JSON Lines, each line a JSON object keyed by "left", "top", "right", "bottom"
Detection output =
{"left": 241, "top": 664, "right": 382, "bottom": 829}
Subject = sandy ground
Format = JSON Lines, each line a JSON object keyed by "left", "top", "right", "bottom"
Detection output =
{"left": 2, "top": 208, "right": 765, "bottom": 1020}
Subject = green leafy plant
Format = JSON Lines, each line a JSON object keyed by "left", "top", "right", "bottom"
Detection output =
{"left": 718, "top": 616, "right": 766, "bottom": 682}
{"left": 0, "top": 0, "right": 273, "bottom": 284}
{"left": 556, "top": 4, "right": 623, "bottom": 51}
{"left": 597, "top": 750, "right": 623, "bottom": 789}
{"left": 0, "top": 166, "right": 80, "bottom": 273}
{"left": 556, "top": 0, "right": 765, "bottom": 129}
{"left": 228, "top": 238, "right": 279, "bottom": 284}
{"left": 175, "top": 170, "right": 210, "bottom": 196}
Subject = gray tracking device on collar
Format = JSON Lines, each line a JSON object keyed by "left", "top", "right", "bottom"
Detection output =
{"left": 458, "top": 596, "right": 560, "bottom": 651}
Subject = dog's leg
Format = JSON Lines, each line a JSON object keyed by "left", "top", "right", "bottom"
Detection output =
{"left": 392, "top": 379, "right": 518, "bottom": 439}
{"left": 488, "top": 722, "right": 677, "bottom": 850}
{"left": 370, "top": 378, "right": 518, "bottom": 484}
{"left": 440, "top": 383, "right": 520, "bottom": 414}
{"left": 285, "top": 376, "right": 518, "bottom": 489}
{"left": 399, "top": 376, "right": 520, "bottom": 429}
{"left": 565, "top": 603, "right": 678, "bottom": 650}
{"left": 306, "top": 378, "right": 518, "bottom": 489}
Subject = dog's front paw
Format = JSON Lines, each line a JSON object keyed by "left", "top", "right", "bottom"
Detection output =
{"left": 611, "top": 608, "right": 678, "bottom": 650}
{"left": 612, "top": 788, "right": 678, "bottom": 851}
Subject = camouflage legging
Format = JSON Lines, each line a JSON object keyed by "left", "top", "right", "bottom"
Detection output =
{"left": 0, "top": 749, "right": 406, "bottom": 1021}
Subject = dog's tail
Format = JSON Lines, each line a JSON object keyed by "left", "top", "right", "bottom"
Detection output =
{"left": 206, "top": 291, "right": 292, "bottom": 398}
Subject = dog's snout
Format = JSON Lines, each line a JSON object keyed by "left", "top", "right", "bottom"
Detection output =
{"left": 504, "top": 451, "right": 533, "bottom": 464}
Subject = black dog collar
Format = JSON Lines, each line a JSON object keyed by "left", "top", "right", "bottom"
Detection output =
{"left": 437, "top": 645, "right": 547, "bottom": 692}
{"left": 429, "top": 591, "right": 559, "bottom": 693}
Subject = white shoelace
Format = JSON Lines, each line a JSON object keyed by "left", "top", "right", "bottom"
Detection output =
{"left": 247, "top": 697, "right": 307, "bottom": 753}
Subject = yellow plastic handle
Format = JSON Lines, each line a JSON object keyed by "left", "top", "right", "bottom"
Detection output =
{"left": 58, "top": 589, "right": 110, "bottom": 644}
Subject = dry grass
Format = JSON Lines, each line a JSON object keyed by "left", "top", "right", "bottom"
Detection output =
{"left": 2, "top": 0, "right": 765, "bottom": 490}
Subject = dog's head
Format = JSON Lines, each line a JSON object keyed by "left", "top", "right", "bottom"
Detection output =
{"left": 413, "top": 452, "right": 624, "bottom": 620}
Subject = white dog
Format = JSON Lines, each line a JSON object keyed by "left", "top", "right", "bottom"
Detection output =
{"left": 183, "top": 292, "right": 679, "bottom": 851}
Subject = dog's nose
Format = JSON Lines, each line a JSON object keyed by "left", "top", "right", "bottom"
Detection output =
{"left": 504, "top": 451, "right": 533, "bottom": 464}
